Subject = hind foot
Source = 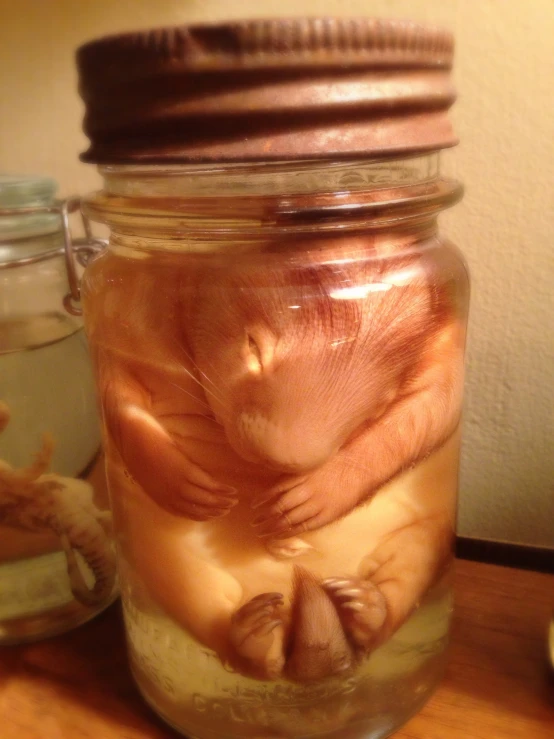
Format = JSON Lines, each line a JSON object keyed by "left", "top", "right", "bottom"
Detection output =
{"left": 229, "top": 592, "right": 286, "bottom": 680}
{"left": 323, "top": 577, "right": 387, "bottom": 653}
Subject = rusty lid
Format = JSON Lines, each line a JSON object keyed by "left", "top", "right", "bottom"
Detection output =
{"left": 77, "top": 17, "right": 457, "bottom": 163}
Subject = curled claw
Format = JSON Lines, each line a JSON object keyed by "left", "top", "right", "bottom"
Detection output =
{"left": 229, "top": 592, "right": 286, "bottom": 680}
{"left": 234, "top": 592, "right": 284, "bottom": 617}
{"left": 251, "top": 478, "right": 326, "bottom": 537}
{"left": 103, "top": 389, "right": 238, "bottom": 520}
{"left": 251, "top": 471, "right": 342, "bottom": 537}
{"left": 181, "top": 459, "right": 236, "bottom": 496}
{"left": 154, "top": 459, "right": 238, "bottom": 520}
{"left": 251, "top": 474, "right": 310, "bottom": 510}
{"left": 252, "top": 499, "right": 327, "bottom": 537}
{"left": 329, "top": 586, "right": 364, "bottom": 599}
{"left": 323, "top": 578, "right": 351, "bottom": 588}
{"left": 323, "top": 577, "right": 387, "bottom": 653}
{"left": 169, "top": 484, "right": 238, "bottom": 520}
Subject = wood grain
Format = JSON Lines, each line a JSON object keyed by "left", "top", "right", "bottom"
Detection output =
{"left": 1, "top": 560, "right": 553, "bottom": 739}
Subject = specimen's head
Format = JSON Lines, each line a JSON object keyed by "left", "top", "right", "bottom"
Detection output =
{"left": 186, "top": 252, "right": 441, "bottom": 473}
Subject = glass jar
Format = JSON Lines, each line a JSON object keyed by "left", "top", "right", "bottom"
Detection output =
{"left": 0, "top": 175, "right": 117, "bottom": 643}
{"left": 78, "top": 18, "right": 469, "bottom": 739}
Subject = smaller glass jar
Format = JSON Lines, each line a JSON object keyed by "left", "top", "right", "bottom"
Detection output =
{"left": 0, "top": 174, "right": 117, "bottom": 643}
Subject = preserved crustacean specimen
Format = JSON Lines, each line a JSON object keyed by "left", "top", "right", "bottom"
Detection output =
{"left": 86, "top": 240, "right": 464, "bottom": 681}
{"left": 0, "top": 401, "right": 116, "bottom": 606}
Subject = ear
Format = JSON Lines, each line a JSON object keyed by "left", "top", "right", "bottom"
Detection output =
{"left": 244, "top": 327, "right": 277, "bottom": 375}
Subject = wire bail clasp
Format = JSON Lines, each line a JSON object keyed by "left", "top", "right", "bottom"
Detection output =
{"left": 0, "top": 197, "right": 106, "bottom": 317}
{"left": 61, "top": 197, "right": 106, "bottom": 316}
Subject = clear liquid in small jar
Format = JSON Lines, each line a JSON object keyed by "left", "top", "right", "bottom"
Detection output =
{"left": 0, "top": 314, "right": 117, "bottom": 642}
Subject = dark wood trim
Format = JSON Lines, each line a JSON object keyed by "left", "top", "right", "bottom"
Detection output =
{"left": 456, "top": 536, "right": 554, "bottom": 575}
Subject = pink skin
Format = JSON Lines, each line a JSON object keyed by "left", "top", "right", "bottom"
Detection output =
{"left": 185, "top": 258, "right": 464, "bottom": 539}
{"left": 83, "top": 246, "right": 464, "bottom": 680}
{"left": 248, "top": 321, "right": 464, "bottom": 539}
{"left": 99, "top": 363, "right": 240, "bottom": 520}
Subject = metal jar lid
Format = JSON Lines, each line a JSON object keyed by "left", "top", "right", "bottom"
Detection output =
{"left": 77, "top": 17, "right": 457, "bottom": 164}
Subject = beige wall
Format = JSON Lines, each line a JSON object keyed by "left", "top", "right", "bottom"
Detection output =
{"left": 1, "top": 0, "right": 553, "bottom": 546}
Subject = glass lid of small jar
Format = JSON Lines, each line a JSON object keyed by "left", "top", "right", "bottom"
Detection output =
{"left": 0, "top": 175, "right": 64, "bottom": 264}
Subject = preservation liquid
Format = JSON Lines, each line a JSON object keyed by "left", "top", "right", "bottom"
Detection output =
{"left": 0, "top": 314, "right": 115, "bottom": 642}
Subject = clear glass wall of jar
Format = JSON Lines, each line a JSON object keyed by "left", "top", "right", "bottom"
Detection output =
{"left": 0, "top": 175, "right": 117, "bottom": 643}
{"left": 81, "top": 154, "right": 469, "bottom": 739}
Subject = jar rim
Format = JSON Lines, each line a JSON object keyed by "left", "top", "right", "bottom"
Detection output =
{"left": 83, "top": 157, "right": 462, "bottom": 244}
{"left": 0, "top": 175, "right": 62, "bottom": 248}
{"left": 0, "top": 175, "right": 57, "bottom": 209}
{"left": 96, "top": 153, "right": 442, "bottom": 199}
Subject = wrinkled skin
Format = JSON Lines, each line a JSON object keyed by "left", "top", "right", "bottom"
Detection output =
{"left": 185, "top": 256, "right": 464, "bottom": 537}
{"left": 83, "top": 240, "right": 465, "bottom": 681}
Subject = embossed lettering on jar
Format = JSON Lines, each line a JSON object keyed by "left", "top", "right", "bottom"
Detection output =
{"left": 77, "top": 17, "right": 469, "bottom": 739}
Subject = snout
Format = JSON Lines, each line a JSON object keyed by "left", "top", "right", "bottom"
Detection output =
{"left": 232, "top": 411, "right": 336, "bottom": 472}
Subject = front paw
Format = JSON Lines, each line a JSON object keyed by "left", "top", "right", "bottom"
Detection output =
{"left": 251, "top": 475, "right": 329, "bottom": 538}
{"left": 323, "top": 577, "right": 387, "bottom": 653}
{"left": 229, "top": 593, "right": 286, "bottom": 680}
{"left": 158, "top": 459, "right": 238, "bottom": 521}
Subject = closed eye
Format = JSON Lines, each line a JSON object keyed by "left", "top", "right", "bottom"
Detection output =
{"left": 247, "top": 334, "right": 263, "bottom": 373}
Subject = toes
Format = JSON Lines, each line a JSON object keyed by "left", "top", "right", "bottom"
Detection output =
{"left": 184, "top": 460, "right": 238, "bottom": 494}
{"left": 179, "top": 484, "right": 238, "bottom": 508}
{"left": 231, "top": 614, "right": 282, "bottom": 651}
{"left": 252, "top": 516, "right": 295, "bottom": 537}
{"left": 331, "top": 587, "right": 364, "bottom": 599}
{"left": 248, "top": 592, "right": 284, "bottom": 604}
{"left": 324, "top": 578, "right": 373, "bottom": 596}
{"left": 234, "top": 602, "right": 283, "bottom": 631}
{"left": 234, "top": 593, "right": 283, "bottom": 617}
{"left": 171, "top": 499, "right": 233, "bottom": 520}
{"left": 229, "top": 593, "right": 286, "bottom": 679}
{"left": 251, "top": 475, "right": 310, "bottom": 509}
{"left": 251, "top": 619, "right": 283, "bottom": 637}
{"left": 231, "top": 593, "right": 284, "bottom": 641}
{"left": 323, "top": 578, "right": 351, "bottom": 588}
{"left": 253, "top": 502, "right": 325, "bottom": 537}
{"left": 252, "top": 485, "right": 311, "bottom": 516}
{"left": 342, "top": 602, "right": 365, "bottom": 612}
{"left": 247, "top": 609, "right": 280, "bottom": 632}
{"left": 169, "top": 481, "right": 239, "bottom": 519}
{"left": 323, "top": 577, "right": 387, "bottom": 647}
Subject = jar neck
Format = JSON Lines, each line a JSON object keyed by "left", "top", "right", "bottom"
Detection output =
{"left": 83, "top": 154, "right": 462, "bottom": 250}
{"left": 100, "top": 153, "right": 441, "bottom": 198}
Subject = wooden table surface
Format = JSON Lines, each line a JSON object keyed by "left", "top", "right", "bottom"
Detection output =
{"left": 1, "top": 559, "right": 553, "bottom": 739}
